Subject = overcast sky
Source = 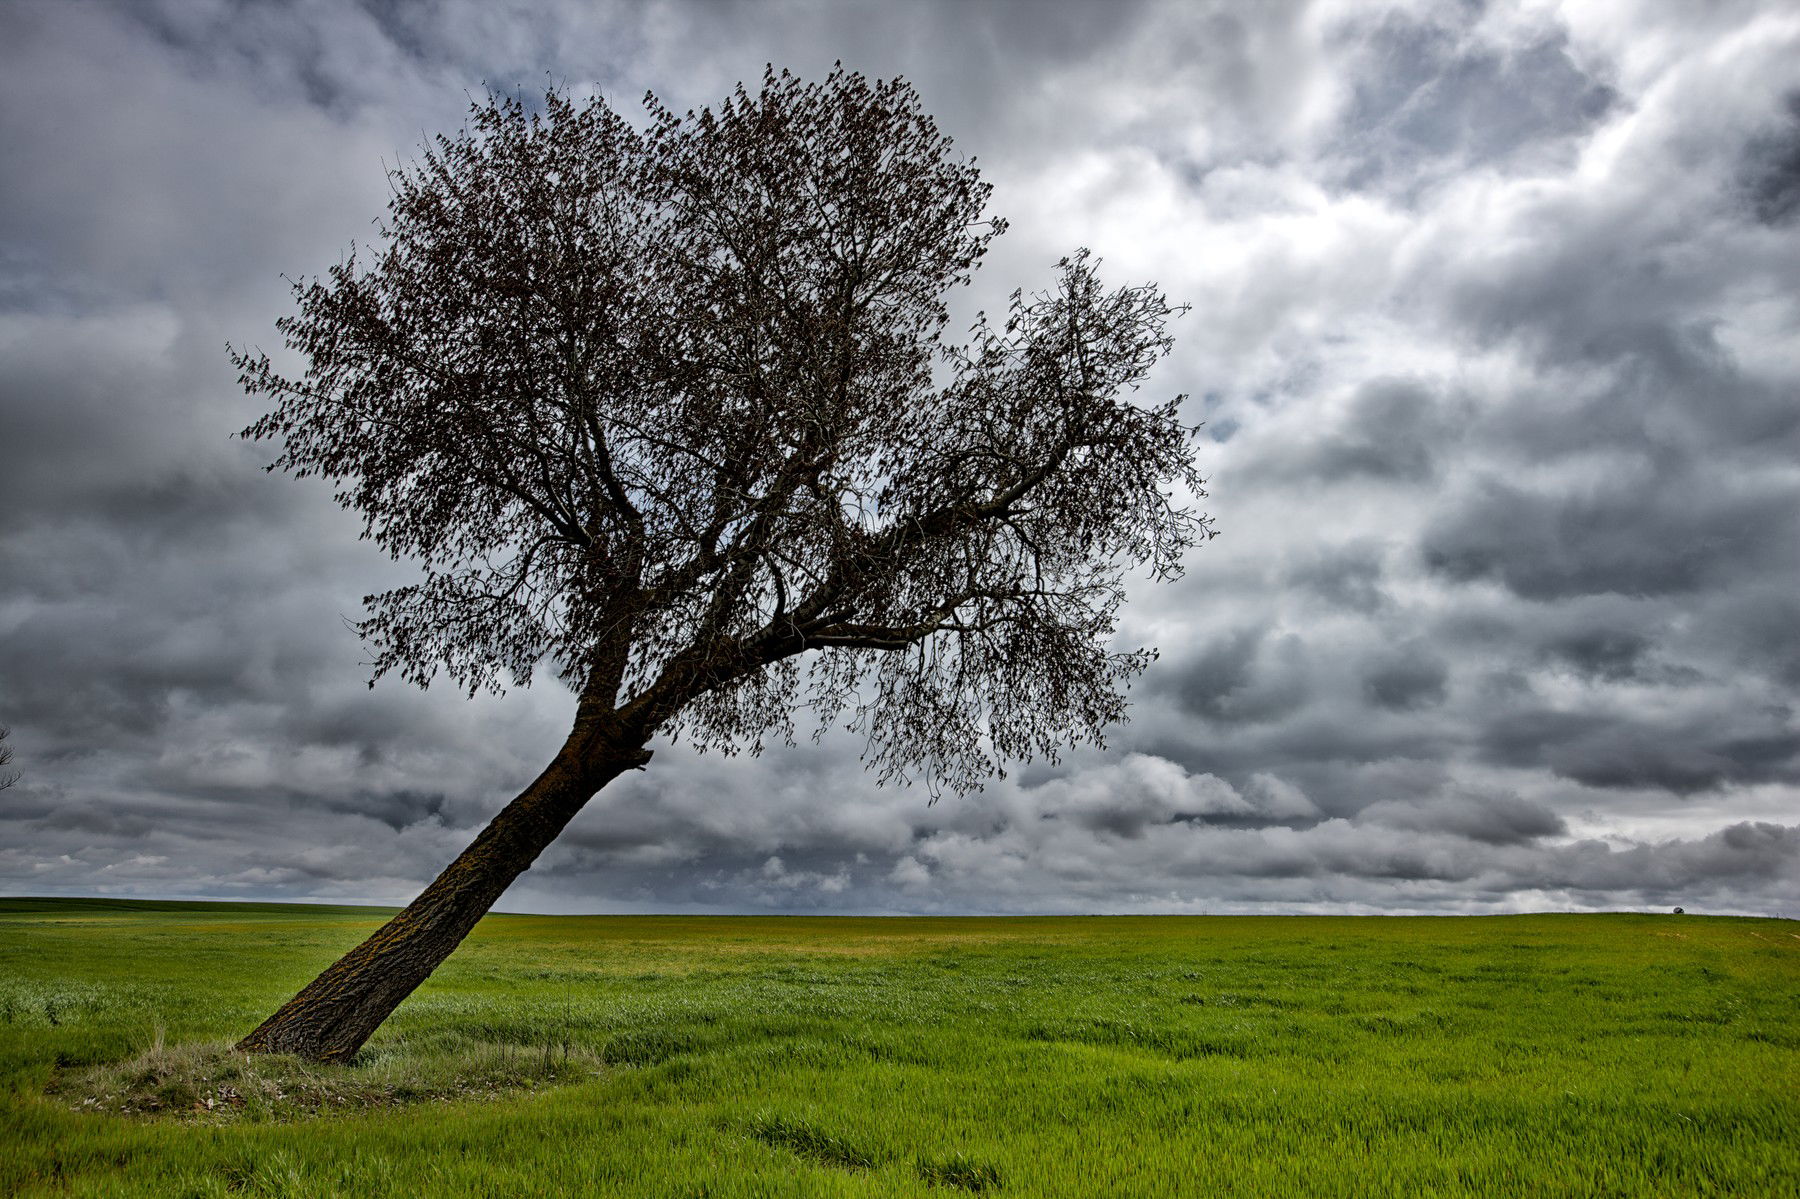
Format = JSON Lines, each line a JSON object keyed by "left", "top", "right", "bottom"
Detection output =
{"left": 2, "top": 0, "right": 1797, "bottom": 917}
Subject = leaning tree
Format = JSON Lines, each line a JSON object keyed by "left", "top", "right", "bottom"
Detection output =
{"left": 232, "top": 67, "right": 1211, "bottom": 1062}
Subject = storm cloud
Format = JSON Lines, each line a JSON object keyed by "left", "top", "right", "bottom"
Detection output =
{"left": 2, "top": 0, "right": 1796, "bottom": 916}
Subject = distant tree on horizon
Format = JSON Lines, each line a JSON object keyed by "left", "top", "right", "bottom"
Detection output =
{"left": 232, "top": 66, "right": 1211, "bottom": 1063}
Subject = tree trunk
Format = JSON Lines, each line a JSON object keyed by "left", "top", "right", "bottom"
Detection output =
{"left": 236, "top": 725, "right": 651, "bottom": 1063}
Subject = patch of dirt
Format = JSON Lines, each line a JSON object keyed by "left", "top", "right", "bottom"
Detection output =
{"left": 51, "top": 1038, "right": 602, "bottom": 1123}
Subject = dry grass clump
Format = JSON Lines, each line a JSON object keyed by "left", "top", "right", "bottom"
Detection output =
{"left": 52, "top": 1029, "right": 602, "bottom": 1122}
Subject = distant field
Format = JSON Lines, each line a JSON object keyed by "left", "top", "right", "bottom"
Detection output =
{"left": 1, "top": 900, "right": 1795, "bottom": 1197}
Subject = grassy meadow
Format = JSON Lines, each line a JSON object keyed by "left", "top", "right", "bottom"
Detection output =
{"left": 1, "top": 899, "right": 1796, "bottom": 1197}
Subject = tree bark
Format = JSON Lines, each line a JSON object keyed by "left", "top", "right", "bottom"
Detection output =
{"left": 236, "top": 721, "right": 651, "bottom": 1063}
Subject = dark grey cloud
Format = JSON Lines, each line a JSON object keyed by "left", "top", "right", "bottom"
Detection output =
{"left": 1318, "top": 379, "right": 1453, "bottom": 483}
{"left": 1283, "top": 540, "right": 1390, "bottom": 614}
{"left": 1334, "top": 15, "right": 1618, "bottom": 194}
{"left": 1481, "top": 705, "right": 1800, "bottom": 795}
{"left": 1360, "top": 640, "right": 1449, "bottom": 712}
{"left": 1741, "top": 91, "right": 1800, "bottom": 226}
{"left": 1252, "top": 378, "right": 1460, "bottom": 485}
{"left": 1538, "top": 625, "right": 1650, "bottom": 683}
{"left": 1362, "top": 793, "right": 1565, "bottom": 846}
{"left": 1166, "top": 626, "right": 1312, "bottom": 727}
{"left": 1420, "top": 467, "right": 1798, "bottom": 601}
{"left": 1704, "top": 585, "right": 1800, "bottom": 688}
{"left": 2, "top": 0, "right": 1797, "bottom": 917}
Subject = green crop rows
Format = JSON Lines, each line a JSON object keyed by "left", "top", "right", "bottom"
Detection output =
{"left": 2, "top": 899, "right": 1795, "bottom": 1196}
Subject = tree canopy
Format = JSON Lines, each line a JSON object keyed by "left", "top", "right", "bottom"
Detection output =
{"left": 237, "top": 67, "right": 1210, "bottom": 797}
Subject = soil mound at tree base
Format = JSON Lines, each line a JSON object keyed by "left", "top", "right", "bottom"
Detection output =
{"left": 52, "top": 1036, "right": 601, "bottom": 1123}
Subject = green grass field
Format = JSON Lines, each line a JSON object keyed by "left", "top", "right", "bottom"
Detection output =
{"left": 1, "top": 899, "right": 1795, "bottom": 1197}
